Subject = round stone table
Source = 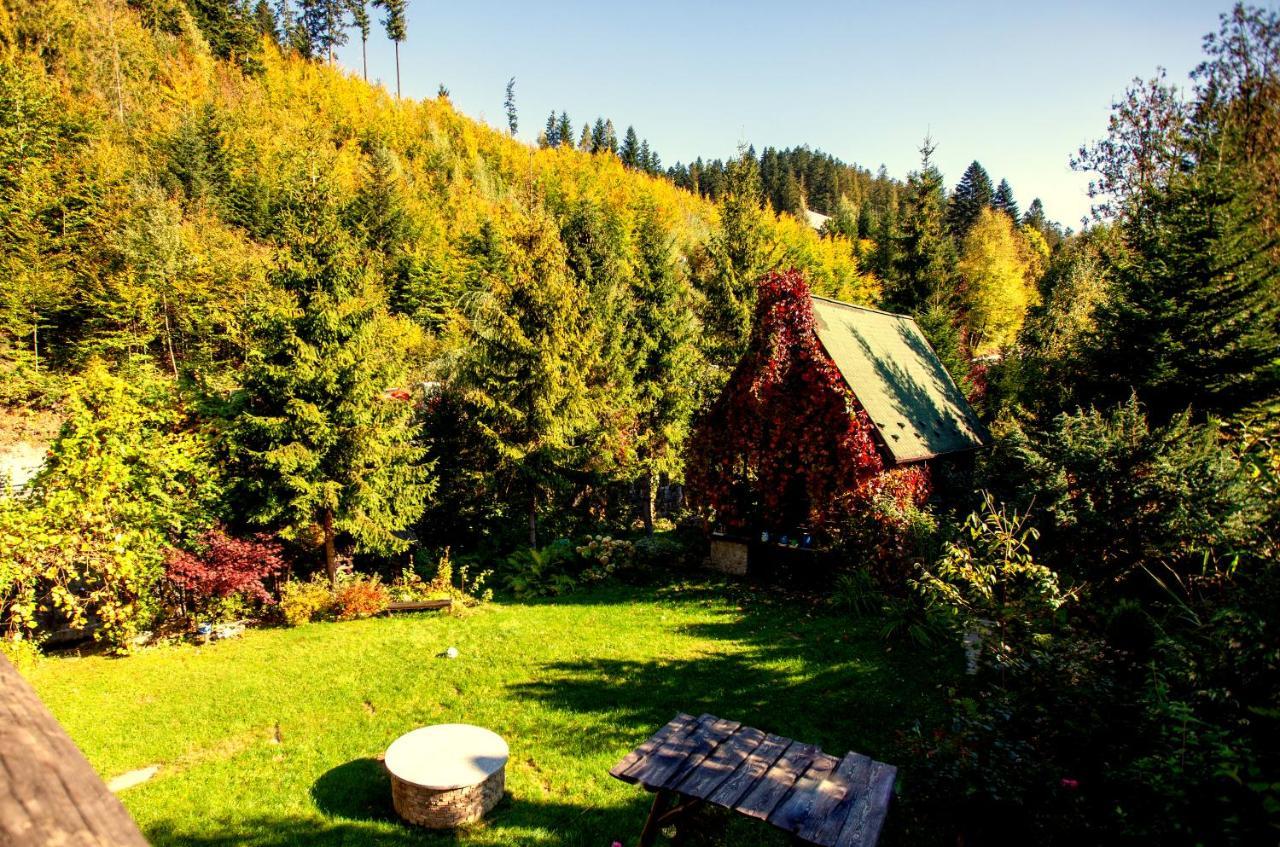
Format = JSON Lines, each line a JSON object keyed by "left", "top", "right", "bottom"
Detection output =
{"left": 384, "top": 724, "right": 509, "bottom": 828}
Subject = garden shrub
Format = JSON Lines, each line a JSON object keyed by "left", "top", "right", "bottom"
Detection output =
{"left": 984, "top": 397, "right": 1262, "bottom": 594}
{"left": 165, "top": 528, "right": 286, "bottom": 622}
{"left": 333, "top": 574, "right": 389, "bottom": 620}
{"left": 278, "top": 576, "right": 333, "bottom": 626}
{"left": 0, "top": 364, "right": 221, "bottom": 650}
{"left": 498, "top": 534, "right": 640, "bottom": 598}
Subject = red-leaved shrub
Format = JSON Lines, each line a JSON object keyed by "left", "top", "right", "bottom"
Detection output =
{"left": 166, "top": 529, "right": 287, "bottom": 605}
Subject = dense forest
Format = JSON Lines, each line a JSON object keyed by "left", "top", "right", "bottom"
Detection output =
{"left": 1, "top": 0, "right": 1278, "bottom": 844}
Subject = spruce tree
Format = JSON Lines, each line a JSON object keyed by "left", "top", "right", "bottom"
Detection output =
{"left": 620, "top": 126, "right": 640, "bottom": 168}
{"left": 451, "top": 210, "right": 596, "bottom": 547}
{"left": 702, "top": 146, "right": 766, "bottom": 368}
{"left": 578, "top": 122, "right": 592, "bottom": 152}
{"left": 630, "top": 206, "right": 699, "bottom": 532}
{"left": 348, "top": 0, "right": 369, "bottom": 79}
{"left": 602, "top": 119, "right": 618, "bottom": 154}
{"left": 556, "top": 112, "right": 573, "bottom": 147}
{"left": 590, "top": 118, "right": 607, "bottom": 153}
{"left": 993, "top": 178, "right": 1019, "bottom": 222}
{"left": 230, "top": 172, "right": 432, "bottom": 582}
{"left": 254, "top": 0, "right": 277, "bottom": 42}
{"left": 947, "top": 160, "right": 994, "bottom": 237}
{"left": 299, "top": 0, "right": 348, "bottom": 61}
{"left": 890, "top": 139, "right": 956, "bottom": 312}
{"left": 504, "top": 77, "right": 517, "bottom": 136}
{"left": 1087, "top": 162, "right": 1280, "bottom": 421}
{"left": 1022, "top": 197, "right": 1047, "bottom": 231}
{"left": 372, "top": 0, "right": 406, "bottom": 97}
{"left": 541, "top": 111, "right": 559, "bottom": 148}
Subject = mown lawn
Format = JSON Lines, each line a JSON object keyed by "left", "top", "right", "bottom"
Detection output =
{"left": 24, "top": 579, "right": 951, "bottom": 846}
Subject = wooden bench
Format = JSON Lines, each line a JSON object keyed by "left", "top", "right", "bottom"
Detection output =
{"left": 610, "top": 713, "right": 896, "bottom": 847}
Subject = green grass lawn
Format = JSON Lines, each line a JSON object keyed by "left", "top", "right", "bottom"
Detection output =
{"left": 23, "top": 579, "right": 951, "bottom": 846}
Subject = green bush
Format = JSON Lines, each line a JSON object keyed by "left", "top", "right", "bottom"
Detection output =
{"left": 985, "top": 396, "right": 1264, "bottom": 594}
{"left": 0, "top": 363, "right": 222, "bottom": 650}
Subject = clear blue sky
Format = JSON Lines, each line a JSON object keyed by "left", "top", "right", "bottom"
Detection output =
{"left": 334, "top": 1, "right": 1233, "bottom": 227}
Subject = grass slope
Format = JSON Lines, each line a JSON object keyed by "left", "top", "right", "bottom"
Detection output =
{"left": 24, "top": 580, "right": 949, "bottom": 846}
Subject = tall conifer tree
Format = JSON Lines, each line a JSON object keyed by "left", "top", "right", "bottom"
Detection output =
{"left": 993, "top": 178, "right": 1019, "bottom": 222}
{"left": 890, "top": 138, "right": 956, "bottom": 312}
{"left": 948, "top": 160, "right": 994, "bottom": 237}
{"left": 372, "top": 0, "right": 406, "bottom": 97}
{"left": 230, "top": 172, "right": 431, "bottom": 582}
{"left": 452, "top": 210, "right": 596, "bottom": 547}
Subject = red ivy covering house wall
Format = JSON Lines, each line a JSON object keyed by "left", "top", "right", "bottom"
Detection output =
{"left": 687, "top": 269, "right": 930, "bottom": 534}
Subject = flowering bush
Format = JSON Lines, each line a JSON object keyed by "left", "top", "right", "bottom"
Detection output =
{"left": 687, "top": 269, "right": 930, "bottom": 537}
{"left": 165, "top": 529, "right": 287, "bottom": 617}
{"left": 574, "top": 535, "right": 635, "bottom": 583}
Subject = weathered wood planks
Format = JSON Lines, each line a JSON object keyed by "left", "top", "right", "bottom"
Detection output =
{"left": 610, "top": 712, "right": 897, "bottom": 847}
{"left": 386, "top": 598, "right": 453, "bottom": 612}
{"left": 0, "top": 655, "right": 150, "bottom": 847}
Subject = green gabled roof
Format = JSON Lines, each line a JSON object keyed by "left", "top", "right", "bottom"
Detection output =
{"left": 810, "top": 295, "right": 987, "bottom": 464}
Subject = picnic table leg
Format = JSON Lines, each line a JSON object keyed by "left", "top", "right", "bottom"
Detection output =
{"left": 639, "top": 789, "right": 675, "bottom": 846}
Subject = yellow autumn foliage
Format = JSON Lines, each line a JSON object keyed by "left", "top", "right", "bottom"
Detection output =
{"left": 958, "top": 208, "right": 1041, "bottom": 354}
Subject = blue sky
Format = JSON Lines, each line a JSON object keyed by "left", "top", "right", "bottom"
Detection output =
{"left": 333, "top": 1, "right": 1232, "bottom": 227}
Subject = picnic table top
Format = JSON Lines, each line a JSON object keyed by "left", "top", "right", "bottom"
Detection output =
{"left": 610, "top": 712, "right": 897, "bottom": 847}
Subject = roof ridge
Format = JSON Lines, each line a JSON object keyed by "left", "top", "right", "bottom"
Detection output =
{"left": 808, "top": 294, "right": 912, "bottom": 320}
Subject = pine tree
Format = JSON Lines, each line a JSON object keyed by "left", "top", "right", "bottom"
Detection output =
{"left": 702, "top": 146, "right": 767, "bottom": 368}
{"left": 948, "top": 160, "right": 994, "bottom": 238}
{"left": 348, "top": 0, "right": 369, "bottom": 79}
{"left": 589, "top": 118, "right": 607, "bottom": 153}
{"left": 1022, "top": 197, "right": 1047, "bottom": 231}
{"left": 504, "top": 77, "right": 517, "bottom": 136}
{"left": 254, "top": 0, "right": 277, "bottom": 42}
{"left": 451, "top": 210, "right": 596, "bottom": 547}
{"left": 577, "top": 122, "right": 592, "bottom": 152}
{"left": 299, "top": 0, "right": 348, "bottom": 62}
{"left": 229, "top": 172, "right": 432, "bottom": 582}
{"left": 890, "top": 138, "right": 956, "bottom": 312}
{"left": 541, "top": 111, "right": 559, "bottom": 148}
{"left": 602, "top": 119, "right": 618, "bottom": 154}
{"left": 620, "top": 126, "right": 640, "bottom": 168}
{"left": 556, "top": 112, "right": 573, "bottom": 148}
{"left": 630, "top": 206, "right": 699, "bottom": 532}
{"left": 993, "top": 178, "right": 1019, "bottom": 222}
{"left": 372, "top": 0, "right": 406, "bottom": 97}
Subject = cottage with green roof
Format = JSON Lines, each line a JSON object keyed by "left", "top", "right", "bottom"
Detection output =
{"left": 688, "top": 271, "right": 986, "bottom": 568}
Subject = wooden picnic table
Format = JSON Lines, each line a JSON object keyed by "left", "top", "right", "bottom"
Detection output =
{"left": 610, "top": 713, "right": 896, "bottom": 847}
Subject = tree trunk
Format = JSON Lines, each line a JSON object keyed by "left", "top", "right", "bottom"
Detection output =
{"left": 641, "top": 471, "right": 656, "bottom": 535}
{"left": 528, "top": 493, "right": 538, "bottom": 549}
{"left": 161, "top": 294, "right": 178, "bottom": 377}
{"left": 322, "top": 508, "right": 337, "bottom": 585}
{"left": 394, "top": 41, "right": 401, "bottom": 98}
{"left": 361, "top": 37, "right": 367, "bottom": 80}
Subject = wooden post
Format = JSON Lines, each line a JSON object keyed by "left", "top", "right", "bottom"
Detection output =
{"left": 639, "top": 789, "right": 674, "bottom": 847}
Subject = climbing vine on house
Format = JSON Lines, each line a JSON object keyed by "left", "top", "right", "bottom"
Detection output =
{"left": 687, "top": 269, "right": 929, "bottom": 536}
